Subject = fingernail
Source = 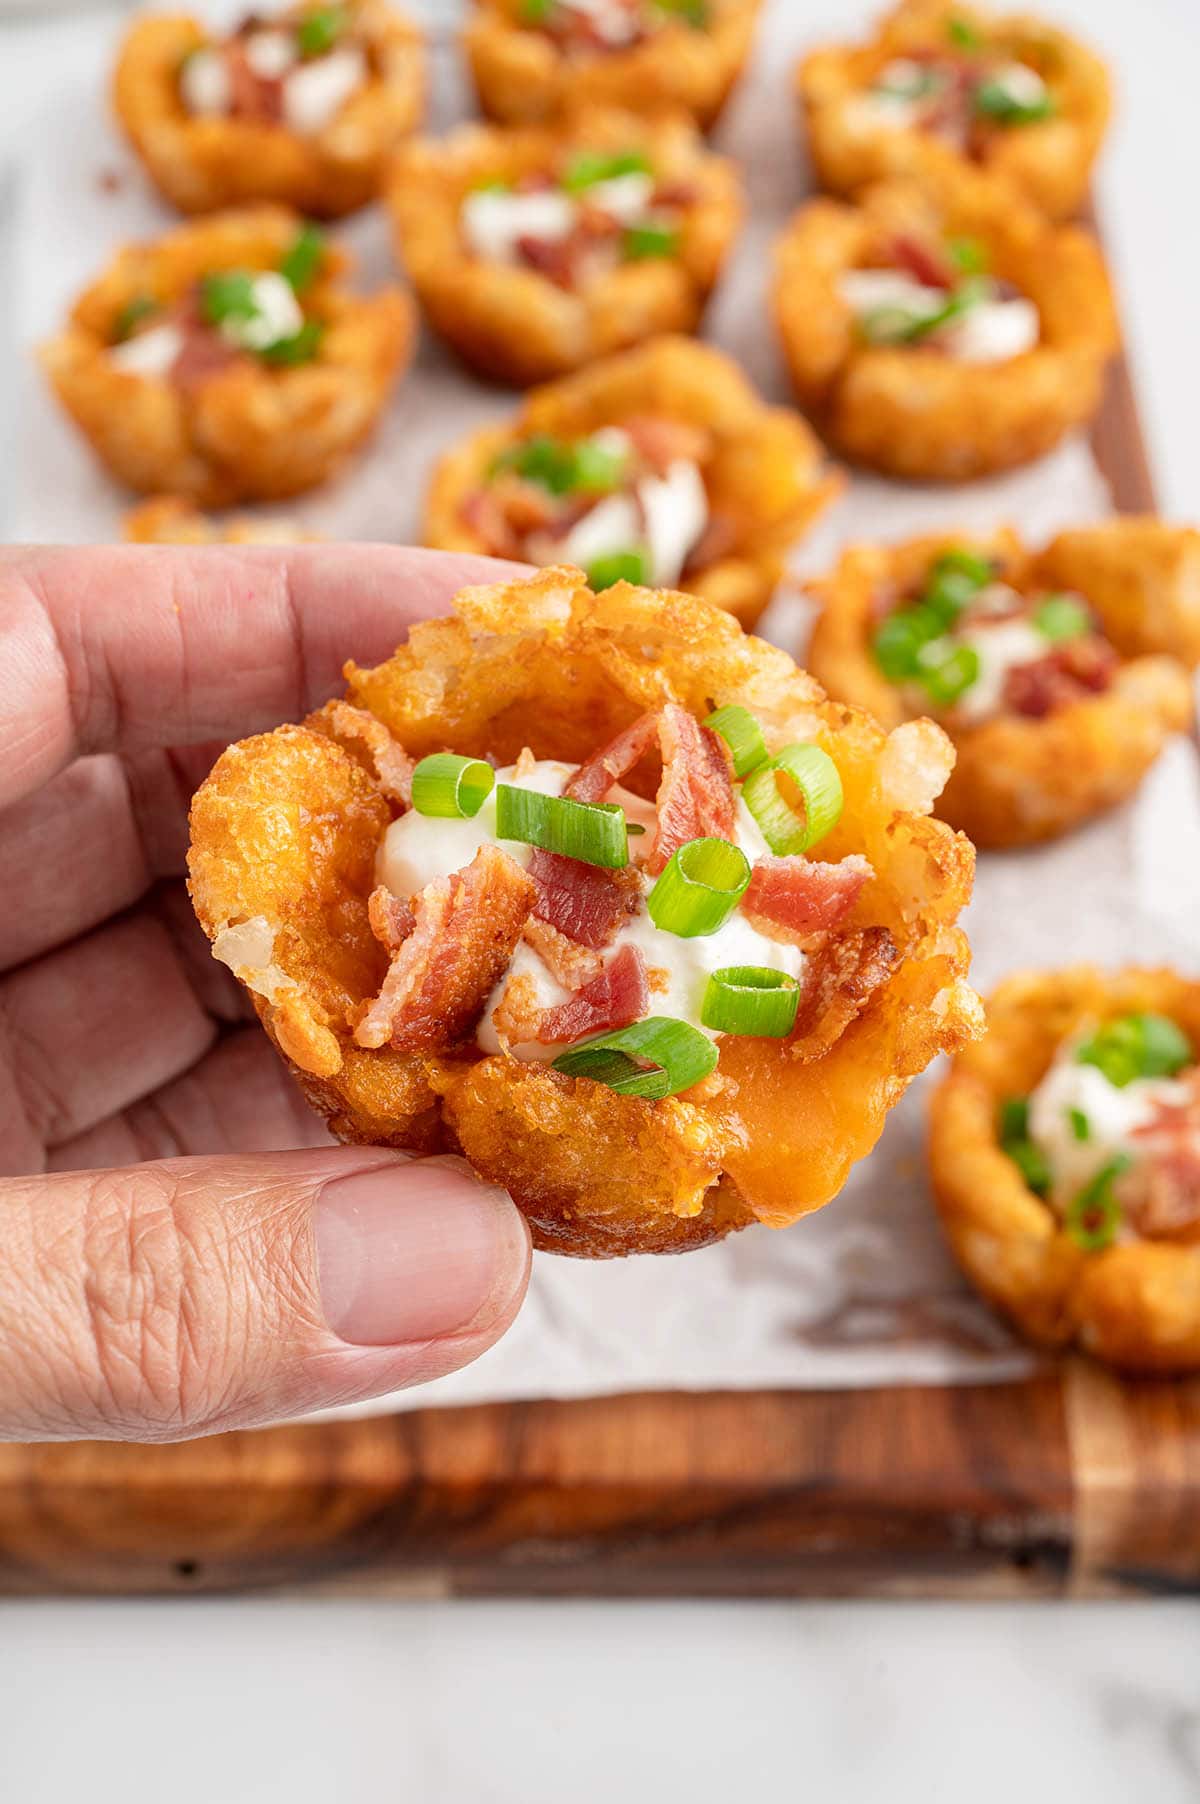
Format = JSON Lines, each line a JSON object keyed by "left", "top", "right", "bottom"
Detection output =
{"left": 315, "top": 1160, "right": 529, "bottom": 1346}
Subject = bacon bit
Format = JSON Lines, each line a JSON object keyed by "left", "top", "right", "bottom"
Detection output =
{"left": 621, "top": 415, "right": 711, "bottom": 475}
{"left": 683, "top": 512, "right": 740, "bottom": 576}
{"left": 1123, "top": 1075, "right": 1200, "bottom": 1236}
{"left": 651, "top": 180, "right": 699, "bottom": 210}
{"left": 1002, "top": 636, "right": 1119, "bottom": 719}
{"left": 225, "top": 41, "right": 286, "bottom": 124}
{"left": 742, "top": 855, "right": 872, "bottom": 945}
{"left": 354, "top": 845, "right": 536, "bottom": 1052}
{"left": 491, "top": 474, "right": 561, "bottom": 537}
{"left": 788, "top": 926, "right": 898, "bottom": 1063}
{"left": 367, "top": 885, "right": 415, "bottom": 954}
{"left": 568, "top": 702, "right": 736, "bottom": 877}
{"left": 568, "top": 712, "right": 659, "bottom": 804}
{"left": 170, "top": 322, "right": 241, "bottom": 390}
{"left": 460, "top": 488, "right": 522, "bottom": 560}
{"left": 888, "top": 233, "right": 956, "bottom": 290}
{"left": 516, "top": 233, "right": 578, "bottom": 289}
{"left": 321, "top": 701, "right": 414, "bottom": 806}
{"left": 522, "top": 916, "right": 603, "bottom": 988}
{"left": 535, "top": 944, "right": 650, "bottom": 1044}
{"left": 529, "top": 849, "right": 644, "bottom": 949}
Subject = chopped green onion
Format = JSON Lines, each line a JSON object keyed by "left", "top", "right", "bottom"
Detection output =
{"left": 947, "top": 16, "right": 983, "bottom": 49}
{"left": 1075, "top": 1013, "right": 1193, "bottom": 1089}
{"left": 552, "top": 1015, "right": 718, "bottom": 1098}
{"left": 296, "top": 5, "right": 347, "bottom": 58}
{"left": 863, "top": 275, "right": 990, "bottom": 347}
{"left": 112, "top": 294, "right": 160, "bottom": 343}
{"left": 570, "top": 436, "right": 629, "bottom": 492}
{"left": 654, "top": 0, "right": 708, "bottom": 23}
{"left": 1032, "top": 593, "right": 1091, "bottom": 643}
{"left": 974, "top": 72, "right": 1055, "bottom": 125}
{"left": 998, "top": 1095, "right": 1030, "bottom": 1142}
{"left": 873, "top": 604, "right": 946, "bottom": 681}
{"left": 947, "top": 235, "right": 989, "bottom": 275}
{"left": 587, "top": 548, "right": 650, "bottom": 591}
{"left": 498, "top": 432, "right": 628, "bottom": 497}
{"left": 495, "top": 784, "right": 628, "bottom": 869}
{"left": 1068, "top": 1106, "right": 1091, "bottom": 1143}
{"left": 704, "top": 704, "right": 769, "bottom": 779}
{"left": 915, "top": 638, "right": 980, "bottom": 707}
{"left": 623, "top": 220, "right": 680, "bottom": 261}
{"left": 280, "top": 224, "right": 326, "bottom": 294}
{"left": 926, "top": 547, "right": 995, "bottom": 612}
{"left": 411, "top": 753, "right": 495, "bottom": 820}
{"left": 199, "top": 269, "right": 259, "bottom": 329}
{"left": 1006, "top": 1137, "right": 1052, "bottom": 1197}
{"left": 743, "top": 743, "right": 843, "bottom": 856}
{"left": 647, "top": 837, "right": 750, "bottom": 939}
{"left": 519, "top": 0, "right": 555, "bottom": 21}
{"left": 562, "top": 150, "right": 651, "bottom": 194}
{"left": 701, "top": 966, "right": 800, "bottom": 1038}
{"left": 471, "top": 177, "right": 512, "bottom": 195}
{"left": 1064, "top": 1157, "right": 1128, "bottom": 1252}
{"left": 258, "top": 320, "right": 325, "bottom": 366}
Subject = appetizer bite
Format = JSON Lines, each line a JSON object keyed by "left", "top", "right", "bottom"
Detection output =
{"left": 389, "top": 109, "right": 742, "bottom": 385}
{"left": 114, "top": 1, "right": 425, "bottom": 217}
{"left": 41, "top": 207, "right": 413, "bottom": 506}
{"left": 806, "top": 521, "right": 1197, "bottom": 849}
{"left": 188, "top": 568, "right": 981, "bottom": 1257}
{"left": 124, "top": 497, "right": 312, "bottom": 543}
{"left": 463, "top": 0, "right": 761, "bottom": 132}
{"left": 799, "top": 0, "right": 1110, "bottom": 223}
{"left": 771, "top": 169, "right": 1116, "bottom": 481}
{"left": 424, "top": 337, "right": 840, "bottom": 627}
{"left": 931, "top": 969, "right": 1200, "bottom": 1373}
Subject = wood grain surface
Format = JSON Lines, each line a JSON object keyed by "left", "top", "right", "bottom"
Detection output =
{"left": 1, "top": 309, "right": 1191, "bottom": 1602}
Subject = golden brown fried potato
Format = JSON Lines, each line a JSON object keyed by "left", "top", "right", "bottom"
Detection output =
{"left": 930, "top": 968, "right": 1200, "bottom": 1374}
{"left": 114, "top": 2, "right": 425, "bottom": 217}
{"left": 422, "top": 336, "right": 841, "bottom": 628}
{"left": 388, "top": 108, "right": 743, "bottom": 386}
{"left": 463, "top": 0, "right": 761, "bottom": 131}
{"left": 188, "top": 568, "right": 981, "bottom": 1257}
{"left": 806, "top": 523, "right": 1196, "bottom": 850}
{"left": 799, "top": 0, "right": 1110, "bottom": 223}
{"left": 772, "top": 168, "right": 1116, "bottom": 481}
{"left": 41, "top": 206, "right": 414, "bottom": 506}
{"left": 124, "top": 496, "right": 315, "bottom": 543}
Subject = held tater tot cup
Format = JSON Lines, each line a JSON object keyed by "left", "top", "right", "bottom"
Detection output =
{"left": 930, "top": 968, "right": 1200, "bottom": 1374}
{"left": 463, "top": 0, "right": 762, "bottom": 132}
{"left": 805, "top": 523, "right": 1197, "bottom": 850}
{"left": 388, "top": 109, "right": 743, "bottom": 386}
{"left": 114, "top": 1, "right": 425, "bottom": 218}
{"left": 423, "top": 336, "right": 842, "bottom": 628}
{"left": 188, "top": 569, "right": 980, "bottom": 1258}
{"left": 40, "top": 207, "right": 414, "bottom": 506}
{"left": 799, "top": 0, "right": 1110, "bottom": 224}
{"left": 771, "top": 169, "right": 1116, "bottom": 482}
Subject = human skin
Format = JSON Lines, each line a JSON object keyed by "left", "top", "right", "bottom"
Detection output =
{"left": 0, "top": 544, "right": 533, "bottom": 1443}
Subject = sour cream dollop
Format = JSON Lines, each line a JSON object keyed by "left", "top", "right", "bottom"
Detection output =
{"left": 1028, "top": 1041, "right": 1189, "bottom": 1212}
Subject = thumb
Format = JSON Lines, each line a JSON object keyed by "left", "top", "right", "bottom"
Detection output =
{"left": 0, "top": 1148, "right": 530, "bottom": 1442}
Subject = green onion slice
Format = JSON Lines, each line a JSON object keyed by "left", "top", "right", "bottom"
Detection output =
{"left": 743, "top": 743, "right": 843, "bottom": 856}
{"left": 296, "top": 4, "right": 347, "bottom": 57}
{"left": 519, "top": 0, "right": 555, "bottom": 22}
{"left": 647, "top": 837, "right": 750, "bottom": 938}
{"left": 495, "top": 784, "right": 628, "bottom": 869}
{"left": 947, "top": 16, "right": 983, "bottom": 49}
{"left": 1032, "top": 593, "right": 1091, "bottom": 643}
{"left": 552, "top": 1015, "right": 717, "bottom": 1099}
{"left": 112, "top": 294, "right": 160, "bottom": 343}
{"left": 200, "top": 269, "right": 259, "bottom": 328}
{"left": 947, "top": 235, "right": 988, "bottom": 275}
{"left": 704, "top": 704, "right": 769, "bottom": 779}
{"left": 1064, "top": 1157, "right": 1128, "bottom": 1252}
{"left": 1075, "top": 1012, "right": 1193, "bottom": 1089}
{"left": 623, "top": 220, "right": 680, "bottom": 261}
{"left": 497, "top": 432, "right": 627, "bottom": 497}
{"left": 562, "top": 149, "right": 651, "bottom": 194}
{"left": 1006, "top": 1137, "right": 1052, "bottom": 1198}
{"left": 587, "top": 548, "right": 649, "bottom": 591}
{"left": 998, "top": 1095, "right": 1030, "bottom": 1142}
{"left": 411, "top": 753, "right": 495, "bottom": 820}
{"left": 258, "top": 320, "right": 325, "bottom": 366}
{"left": 701, "top": 966, "right": 800, "bottom": 1038}
{"left": 915, "top": 637, "right": 980, "bottom": 707}
{"left": 1068, "top": 1106, "right": 1091, "bottom": 1143}
{"left": 974, "top": 72, "right": 1055, "bottom": 125}
{"left": 926, "top": 546, "right": 994, "bottom": 613}
{"left": 280, "top": 223, "right": 326, "bottom": 294}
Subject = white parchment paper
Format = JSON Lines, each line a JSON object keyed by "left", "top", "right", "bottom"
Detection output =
{"left": 9, "top": 2, "right": 1197, "bottom": 1410}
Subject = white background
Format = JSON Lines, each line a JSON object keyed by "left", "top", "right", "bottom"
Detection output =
{"left": 2, "top": 2, "right": 1200, "bottom": 1800}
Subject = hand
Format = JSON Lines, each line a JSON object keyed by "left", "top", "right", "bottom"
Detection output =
{"left": 0, "top": 544, "right": 531, "bottom": 1443}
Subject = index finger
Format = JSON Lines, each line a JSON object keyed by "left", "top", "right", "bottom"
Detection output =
{"left": 0, "top": 543, "right": 517, "bottom": 813}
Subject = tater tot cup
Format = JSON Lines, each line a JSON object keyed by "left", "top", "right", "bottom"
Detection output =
{"left": 123, "top": 496, "right": 315, "bottom": 543}
{"left": 422, "top": 336, "right": 841, "bottom": 627}
{"left": 930, "top": 968, "right": 1200, "bottom": 1374}
{"left": 463, "top": 0, "right": 762, "bottom": 131}
{"left": 188, "top": 568, "right": 981, "bottom": 1258}
{"left": 388, "top": 110, "right": 743, "bottom": 386}
{"left": 806, "top": 523, "right": 1196, "bottom": 850}
{"left": 113, "top": 2, "right": 425, "bottom": 217}
{"left": 799, "top": 0, "right": 1110, "bottom": 223}
{"left": 772, "top": 169, "right": 1116, "bottom": 482}
{"left": 40, "top": 207, "right": 414, "bottom": 506}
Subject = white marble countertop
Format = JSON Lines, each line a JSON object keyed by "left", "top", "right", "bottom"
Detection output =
{"left": 2, "top": 2, "right": 1199, "bottom": 1800}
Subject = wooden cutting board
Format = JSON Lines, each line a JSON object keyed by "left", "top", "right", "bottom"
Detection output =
{"left": 4, "top": 315, "right": 1194, "bottom": 1601}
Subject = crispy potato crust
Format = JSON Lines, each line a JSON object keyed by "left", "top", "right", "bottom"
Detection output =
{"left": 40, "top": 206, "right": 414, "bottom": 506}
{"left": 806, "top": 523, "right": 1196, "bottom": 849}
{"left": 123, "top": 496, "right": 314, "bottom": 543}
{"left": 188, "top": 568, "right": 981, "bottom": 1256}
{"left": 113, "top": 2, "right": 425, "bottom": 217}
{"left": 772, "top": 169, "right": 1116, "bottom": 481}
{"left": 388, "top": 109, "right": 743, "bottom": 386}
{"left": 422, "top": 335, "right": 841, "bottom": 628}
{"left": 798, "top": 0, "right": 1110, "bottom": 223}
{"left": 463, "top": 0, "right": 761, "bottom": 131}
{"left": 930, "top": 968, "right": 1200, "bottom": 1373}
